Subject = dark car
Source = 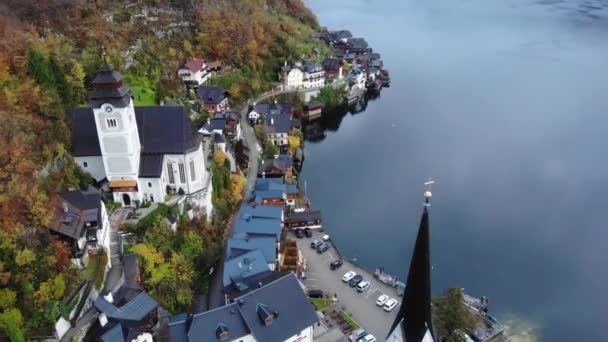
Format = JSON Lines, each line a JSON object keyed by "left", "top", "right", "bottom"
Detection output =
{"left": 308, "top": 289, "right": 323, "bottom": 298}
{"left": 304, "top": 228, "right": 313, "bottom": 237}
{"left": 330, "top": 260, "right": 343, "bottom": 270}
{"left": 316, "top": 243, "right": 329, "bottom": 254}
{"left": 295, "top": 229, "right": 304, "bottom": 238}
{"left": 349, "top": 274, "right": 363, "bottom": 287}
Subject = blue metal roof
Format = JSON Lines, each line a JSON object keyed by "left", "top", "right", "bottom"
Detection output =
{"left": 227, "top": 233, "right": 277, "bottom": 265}
{"left": 223, "top": 250, "right": 271, "bottom": 290}
{"left": 253, "top": 190, "right": 285, "bottom": 202}
{"left": 234, "top": 218, "right": 281, "bottom": 241}
{"left": 238, "top": 204, "right": 283, "bottom": 221}
{"left": 168, "top": 313, "right": 189, "bottom": 342}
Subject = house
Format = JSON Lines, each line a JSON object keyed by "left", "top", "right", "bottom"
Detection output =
{"left": 248, "top": 102, "right": 292, "bottom": 125}
{"left": 196, "top": 86, "right": 229, "bottom": 112}
{"left": 207, "top": 60, "right": 222, "bottom": 72}
{"left": 223, "top": 249, "right": 271, "bottom": 294}
{"left": 234, "top": 204, "right": 283, "bottom": 241}
{"left": 322, "top": 57, "right": 343, "bottom": 80}
{"left": 284, "top": 210, "right": 322, "bottom": 229}
{"left": 95, "top": 292, "right": 159, "bottom": 342}
{"left": 327, "top": 29, "right": 352, "bottom": 43}
{"left": 200, "top": 111, "right": 241, "bottom": 141}
{"left": 252, "top": 178, "right": 298, "bottom": 207}
{"left": 280, "top": 61, "right": 303, "bottom": 90}
{"left": 177, "top": 58, "right": 209, "bottom": 86}
{"left": 258, "top": 157, "right": 294, "bottom": 181}
{"left": 227, "top": 233, "right": 278, "bottom": 271}
{"left": 169, "top": 273, "right": 319, "bottom": 342}
{"left": 280, "top": 61, "right": 325, "bottom": 90}
{"left": 303, "top": 102, "right": 322, "bottom": 120}
{"left": 68, "top": 62, "right": 213, "bottom": 216}
{"left": 49, "top": 186, "right": 112, "bottom": 266}
{"left": 263, "top": 112, "right": 291, "bottom": 147}
{"left": 302, "top": 61, "right": 325, "bottom": 89}
{"left": 347, "top": 37, "right": 369, "bottom": 54}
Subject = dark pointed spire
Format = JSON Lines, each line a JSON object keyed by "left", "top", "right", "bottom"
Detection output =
{"left": 88, "top": 48, "right": 133, "bottom": 108}
{"left": 387, "top": 181, "right": 435, "bottom": 341}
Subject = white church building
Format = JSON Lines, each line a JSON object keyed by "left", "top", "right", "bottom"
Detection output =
{"left": 68, "top": 62, "right": 213, "bottom": 216}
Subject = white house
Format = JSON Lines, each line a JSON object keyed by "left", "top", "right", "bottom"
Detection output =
{"left": 177, "top": 58, "right": 210, "bottom": 86}
{"left": 68, "top": 62, "right": 213, "bottom": 217}
{"left": 280, "top": 61, "right": 325, "bottom": 90}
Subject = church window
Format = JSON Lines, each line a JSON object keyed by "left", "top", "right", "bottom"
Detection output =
{"left": 148, "top": 182, "right": 152, "bottom": 188}
{"left": 83, "top": 162, "right": 88, "bottom": 168}
{"left": 179, "top": 161, "right": 186, "bottom": 183}
{"left": 167, "top": 163, "right": 175, "bottom": 183}
{"left": 190, "top": 159, "right": 196, "bottom": 181}
{"left": 106, "top": 118, "right": 117, "bottom": 128}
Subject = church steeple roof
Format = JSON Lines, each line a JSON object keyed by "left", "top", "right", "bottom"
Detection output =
{"left": 88, "top": 58, "right": 133, "bottom": 108}
{"left": 387, "top": 184, "right": 436, "bottom": 341}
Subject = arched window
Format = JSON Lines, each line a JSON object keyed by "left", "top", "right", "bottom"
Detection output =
{"left": 189, "top": 159, "right": 196, "bottom": 181}
{"left": 178, "top": 161, "right": 186, "bottom": 183}
{"left": 167, "top": 163, "right": 175, "bottom": 184}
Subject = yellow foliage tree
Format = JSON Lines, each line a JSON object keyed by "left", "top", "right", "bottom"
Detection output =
{"left": 213, "top": 150, "right": 227, "bottom": 166}
{"left": 230, "top": 174, "right": 246, "bottom": 203}
{"left": 288, "top": 135, "right": 300, "bottom": 155}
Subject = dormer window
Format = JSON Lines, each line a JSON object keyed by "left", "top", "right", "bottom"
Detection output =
{"left": 256, "top": 303, "right": 273, "bottom": 326}
{"left": 216, "top": 323, "right": 229, "bottom": 340}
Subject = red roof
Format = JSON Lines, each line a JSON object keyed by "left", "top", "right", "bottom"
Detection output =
{"left": 182, "top": 58, "right": 206, "bottom": 72}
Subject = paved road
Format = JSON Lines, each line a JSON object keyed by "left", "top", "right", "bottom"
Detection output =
{"left": 297, "top": 230, "right": 400, "bottom": 341}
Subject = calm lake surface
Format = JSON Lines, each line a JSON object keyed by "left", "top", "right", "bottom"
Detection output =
{"left": 302, "top": 0, "right": 608, "bottom": 340}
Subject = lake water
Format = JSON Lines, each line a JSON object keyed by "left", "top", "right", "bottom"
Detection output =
{"left": 302, "top": 0, "right": 608, "bottom": 340}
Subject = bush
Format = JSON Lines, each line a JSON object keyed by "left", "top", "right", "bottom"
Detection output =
{"left": 178, "top": 188, "right": 185, "bottom": 196}
{"left": 339, "top": 311, "right": 361, "bottom": 330}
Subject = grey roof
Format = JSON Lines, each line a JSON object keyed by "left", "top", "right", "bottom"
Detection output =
{"left": 370, "top": 52, "right": 381, "bottom": 60}
{"left": 303, "top": 60, "right": 323, "bottom": 73}
{"left": 122, "top": 254, "right": 142, "bottom": 290}
{"left": 285, "top": 210, "right": 322, "bottom": 224}
{"left": 139, "top": 154, "right": 163, "bottom": 177}
{"left": 68, "top": 105, "right": 200, "bottom": 158}
{"left": 253, "top": 102, "right": 292, "bottom": 117}
{"left": 259, "top": 158, "right": 292, "bottom": 174}
{"left": 187, "top": 305, "right": 250, "bottom": 341}
{"left": 168, "top": 314, "right": 189, "bottom": 342}
{"left": 235, "top": 273, "right": 319, "bottom": 341}
{"left": 323, "top": 57, "right": 342, "bottom": 71}
{"left": 94, "top": 291, "right": 158, "bottom": 322}
{"left": 227, "top": 233, "right": 277, "bottom": 265}
{"left": 328, "top": 30, "right": 352, "bottom": 41}
{"left": 101, "top": 323, "right": 125, "bottom": 342}
{"left": 51, "top": 187, "right": 101, "bottom": 240}
{"left": 196, "top": 86, "right": 226, "bottom": 105}
{"left": 347, "top": 37, "right": 369, "bottom": 50}
{"left": 171, "top": 273, "right": 318, "bottom": 342}
{"left": 306, "top": 102, "right": 322, "bottom": 110}
{"left": 264, "top": 113, "right": 291, "bottom": 134}
{"left": 294, "top": 147, "right": 303, "bottom": 161}
{"left": 223, "top": 249, "right": 271, "bottom": 290}
{"left": 214, "top": 133, "right": 226, "bottom": 144}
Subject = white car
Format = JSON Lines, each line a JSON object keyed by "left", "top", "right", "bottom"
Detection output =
{"left": 383, "top": 298, "right": 398, "bottom": 312}
{"left": 356, "top": 280, "right": 370, "bottom": 292}
{"left": 360, "top": 335, "right": 377, "bottom": 342}
{"left": 342, "top": 271, "right": 357, "bottom": 282}
{"left": 376, "top": 294, "right": 390, "bottom": 306}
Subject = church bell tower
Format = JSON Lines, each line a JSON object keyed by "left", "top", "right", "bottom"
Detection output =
{"left": 89, "top": 56, "right": 141, "bottom": 204}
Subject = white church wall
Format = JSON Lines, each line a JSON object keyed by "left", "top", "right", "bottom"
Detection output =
{"left": 75, "top": 156, "right": 105, "bottom": 183}
{"left": 139, "top": 178, "right": 164, "bottom": 204}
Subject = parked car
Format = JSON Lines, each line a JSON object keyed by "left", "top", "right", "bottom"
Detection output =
{"left": 376, "top": 294, "right": 390, "bottom": 306}
{"left": 356, "top": 280, "right": 370, "bottom": 292}
{"left": 330, "top": 259, "right": 343, "bottom": 270}
{"left": 360, "top": 334, "right": 377, "bottom": 342}
{"left": 342, "top": 271, "right": 357, "bottom": 282}
{"left": 349, "top": 274, "right": 363, "bottom": 287}
{"left": 295, "top": 229, "right": 304, "bottom": 238}
{"left": 317, "top": 243, "right": 329, "bottom": 254}
{"left": 310, "top": 240, "right": 322, "bottom": 249}
{"left": 304, "top": 227, "right": 312, "bottom": 237}
{"left": 383, "top": 298, "right": 398, "bottom": 312}
{"left": 308, "top": 289, "right": 323, "bottom": 298}
{"left": 347, "top": 329, "right": 367, "bottom": 342}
